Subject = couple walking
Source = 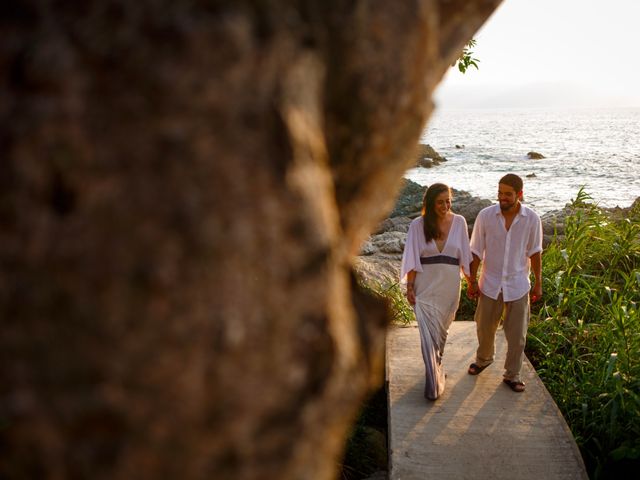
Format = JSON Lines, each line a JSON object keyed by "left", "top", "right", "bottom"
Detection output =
{"left": 400, "top": 174, "right": 543, "bottom": 401}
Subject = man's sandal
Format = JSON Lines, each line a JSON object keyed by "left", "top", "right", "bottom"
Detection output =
{"left": 503, "top": 379, "right": 526, "bottom": 393}
{"left": 467, "top": 363, "right": 490, "bottom": 375}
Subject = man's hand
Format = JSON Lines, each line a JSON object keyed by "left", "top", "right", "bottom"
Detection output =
{"left": 530, "top": 252, "right": 542, "bottom": 303}
{"left": 466, "top": 281, "right": 479, "bottom": 300}
{"left": 530, "top": 283, "right": 542, "bottom": 303}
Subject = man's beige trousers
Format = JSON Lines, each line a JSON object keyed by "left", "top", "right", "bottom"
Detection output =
{"left": 474, "top": 291, "right": 530, "bottom": 382}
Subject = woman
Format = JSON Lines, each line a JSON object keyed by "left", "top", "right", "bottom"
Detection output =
{"left": 401, "top": 183, "right": 473, "bottom": 401}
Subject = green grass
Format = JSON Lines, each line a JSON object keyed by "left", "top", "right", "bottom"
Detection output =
{"left": 527, "top": 188, "right": 640, "bottom": 478}
{"left": 359, "top": 276, "right": 415, "bottom": 326}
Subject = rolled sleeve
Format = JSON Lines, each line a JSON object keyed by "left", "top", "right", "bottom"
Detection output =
{"left": 526, "top": 215, "right": 543, "bottom": 257}
{"left": 469, "top": 211, "right": 485, "bottom": 259}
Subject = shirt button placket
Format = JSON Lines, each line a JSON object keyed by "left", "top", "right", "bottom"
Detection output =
{"left": 503, "top": 231, "right": 511, "bottom": 299}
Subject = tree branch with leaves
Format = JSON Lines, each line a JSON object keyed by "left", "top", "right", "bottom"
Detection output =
{"left": 455, "top": 39, "right": 480, "bottom": 73}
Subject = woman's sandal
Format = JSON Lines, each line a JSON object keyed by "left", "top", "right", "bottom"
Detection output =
{"left": 467, "top": 363, "right": 490, "bottom": 375}
{"left": 503, "top": 379, "right": 526, "bottom": 393}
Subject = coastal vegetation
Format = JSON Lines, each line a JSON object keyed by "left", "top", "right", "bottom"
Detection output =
{"left": 527, "top": 189, "right": 640, "bottom": 478}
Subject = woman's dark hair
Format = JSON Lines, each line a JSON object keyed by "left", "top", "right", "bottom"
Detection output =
{"left": 422, "top": 183, "right": 451, "bottom": 243}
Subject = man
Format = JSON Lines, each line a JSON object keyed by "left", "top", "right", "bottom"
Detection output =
{"left": 466, "top": 174, "right": 542, "bottom": 393}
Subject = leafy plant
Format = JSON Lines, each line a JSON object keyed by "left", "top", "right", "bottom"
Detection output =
{"left": 358, "top": 275, "right": 414, "bottom": 326}
{"left": 455, "top": 39, "right": 480, "bottom": 73}
{"left": 527, "top": 189, "right": 640, "bottom": 478}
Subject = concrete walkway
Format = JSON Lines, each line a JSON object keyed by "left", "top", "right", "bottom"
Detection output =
{"left": 387, "top": 321, "right": 588, "bottom": 480}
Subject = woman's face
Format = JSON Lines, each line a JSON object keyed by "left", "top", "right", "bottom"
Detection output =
{"left": 433, "top": 190, "right": 452, "bottom": 219}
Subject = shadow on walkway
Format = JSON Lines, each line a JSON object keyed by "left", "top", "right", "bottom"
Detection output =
{"left": 387, "top": 321, "right": 588, "bottom": 480}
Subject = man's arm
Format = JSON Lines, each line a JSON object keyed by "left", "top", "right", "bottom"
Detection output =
{"left": 467, "top": 209, "right": 486, "bottom": 300}
{"left": 530, "top": 251, "right": 542, "bottom": 302}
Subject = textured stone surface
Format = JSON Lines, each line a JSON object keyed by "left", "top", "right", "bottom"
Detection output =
{"left": 354, "top": 254, "right": 402, "bottom": 287}
{"left": 416, "top": 143, "right": 446, "bottom": 167}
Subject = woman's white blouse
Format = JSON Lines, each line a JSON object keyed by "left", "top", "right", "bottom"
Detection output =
{"left": 400, "top": 214, "right": 472, "bottom": 282}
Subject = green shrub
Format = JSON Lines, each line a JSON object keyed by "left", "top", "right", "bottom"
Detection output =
{"left": 359, "top": 276, "right": 414, "bottom": 326}
{"left": 527, "top": 189, "right": 640, "bottom": 478}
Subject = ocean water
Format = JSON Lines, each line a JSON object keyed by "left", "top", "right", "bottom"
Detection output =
{"left": 407, "top": 108, "right": 640, "bottom": 214}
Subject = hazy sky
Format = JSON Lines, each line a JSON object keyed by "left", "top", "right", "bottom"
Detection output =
{"left": 435, "top": 0, "right": 640, "bottom": 109}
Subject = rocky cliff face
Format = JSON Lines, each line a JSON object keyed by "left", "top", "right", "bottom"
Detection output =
{"left": 0, "top": 1, "right": 503, "bottom": 479}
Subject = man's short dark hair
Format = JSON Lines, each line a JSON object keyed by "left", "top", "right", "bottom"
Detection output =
{"left": 499, "top": 173, "right": 523, "bottom": 193}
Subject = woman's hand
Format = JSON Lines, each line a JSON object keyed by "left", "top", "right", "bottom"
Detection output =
{"left": 406, "top": 283, "right": 416, "bottom": 306}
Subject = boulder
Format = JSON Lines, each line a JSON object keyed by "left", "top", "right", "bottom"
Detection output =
{"left": 604, "top": 196, "right": 640, "bottom": 220}
{"left": 354, "top": 254, "right": 402, "bottom": 287}
{"left": 416, "top": 144, "right": 446, "bottom": 167}
{"left": 375, "top": 215, "right": 412, "bottom": 235}
{"left": 451, "top": 189, "right": 492, "bottom": 227}
{"left": 526, "top": 173, "right": 537, "bottom": 178}
{"left": 360, "top": 240, "right": 378, "bottom": 256}
{"left": 370, "top": 231, "right": 406, "bottom": 254}
{"left": 541, "top": 208, "right": 570, "bottom": 236}
{"left": 389, "top": 179, "right": 425, "bottom": 218}
{"left": 527, "top": 151, "right": 545, "bottom": 159}
{"left": 417, "top": 157, "right": 434, "bottom": 168}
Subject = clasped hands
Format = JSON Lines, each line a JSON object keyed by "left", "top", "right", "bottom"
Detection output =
{"left": 466, "top": 281, "right": 480, "bottom": 300}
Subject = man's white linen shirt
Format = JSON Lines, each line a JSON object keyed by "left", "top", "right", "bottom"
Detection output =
{"left": 470, "top": 204, "right": 543, "bottom": 302}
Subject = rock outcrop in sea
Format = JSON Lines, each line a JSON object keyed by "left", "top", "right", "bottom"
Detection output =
{"left": 416, "top": 144, "right": 447, "bottom": 168}
{"left": 527, "top": 151, "right": 545, "bottom": 159}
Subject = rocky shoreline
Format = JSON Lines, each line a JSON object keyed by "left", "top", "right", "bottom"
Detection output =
{"left": 355, "top": 158, "right": 640, "bottom": 287}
